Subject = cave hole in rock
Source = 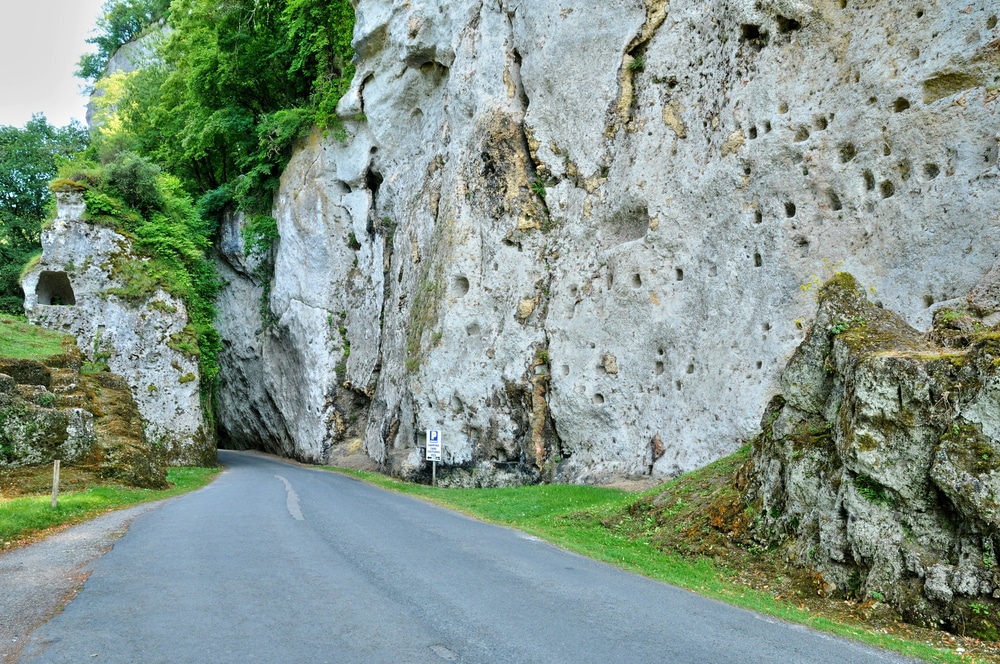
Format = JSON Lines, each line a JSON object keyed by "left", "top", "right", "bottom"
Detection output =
{"left": 923, "top": 295, "right": 934, "bottom": 308}
{"left": 676, "top": 380, "right": 682, "bottom": 391}
{"left": 631, "top": 273, "right": 643, "bottom": 288}
{"left": 814, "top": 115, "right": 828, "bottom": 130}
{"left": 840, "top": 0, "right": 847, "bottom": 6}
{"left": 784, "top": 201, "right": 797, "bottom": 218}
{"left": 762, "top": 322, "right": 771, "bottom": 331}
{"left": 562, "top": 365, "right": 570, "bottom": 376}
{"left": 916, "top": 9, "right": 924, "bottom": 18}
{"left": 749, "top": 126, "right": 758, "bottom": 139}
{"left": 893, "top": 97, "right": 911, "bottom": 112}
{"left": 924, "top": 163, "right": 940, "bottom": 179}
{"left": 839, "top": 142, "right": 857, "bottom": 163}
{"left": 880, "top": 180, "right": 895, "bottom": 198}
{"left": 754, "top": 252, "right": 763, "bottom": 267}
{"left": 828, "top": 191, "right": 843, "bottom": 211}
{"left": 35, "top": 271, "right": 76, "bottom": 305}
{"left": 655, "top": 361, "right": 665, "bottom": 375}
{"left": 365, "top": 167, "right": 384, "bottom": 199}
{"left": 743, "top": 164, "right": 752, "bottom": 175}
{"left": 794, "top": 127, "right": 810, "bottom": 142}
{"left": 658, "top": 347, "right": 664, "bottom": 355}
{"left": 764, "top": 120, "right": 772, "bottom": 133}
{"left": 740, "top": 24, "right": 769, "bottom": 50}
{"left": 868, "top": 96, "right": 878, "bottom": 105}
{"left": 754, "top": 209, "right": 763, "bottom": 224}
{"left": 466, "top": 322, "right": 481, "bottom": 336}
{"left": 863, "top": 170, "right": 876, "bottom": 191}
{"left": 592, "top": 393, "right": 605, "bottom": 405}
{"left": 686, "top": 363, "right": 695, "bottom": 374}
{"left": 676, "top": 268, "right": 684, "bottom": 281}
{"left": 776, "top": 15, "right": 802, "bottom": 32}
{"left": 988, "top": 15, "right": 998, "bottom": 29}
{"left": 452, "top": 275, "right": 470, "bottom": 297}
{"left": 756, "top": 360, "right": 763, "bottom": 369}
{"left": 709, "top": 264, "right": 718, "bottom": 276}
{"left": 778, "top": 101, "right": 788, "bottom": 114}
{"left": 883, "top": 141, "right": 892, "bottom": 156}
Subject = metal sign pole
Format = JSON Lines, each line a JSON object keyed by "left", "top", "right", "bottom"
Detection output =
{"left": 432, "top": 461, "right": 436, "bottom": 487}
{"left": 426, "top": 430, "right": 442, "bottom": 487}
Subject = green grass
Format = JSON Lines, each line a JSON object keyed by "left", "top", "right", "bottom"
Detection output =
{"left": 0, "top": 313, "right": 74, "bottom": 361}
{"left": 326, "top": 465, "right": 981, "bottom": 664}
{"left": 0, "top": 466, "right": 220, "bottom": 545}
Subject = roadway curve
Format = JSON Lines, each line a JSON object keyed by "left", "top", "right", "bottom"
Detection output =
{"left": 20, "top": 450, "right": 914, "bottom": 663}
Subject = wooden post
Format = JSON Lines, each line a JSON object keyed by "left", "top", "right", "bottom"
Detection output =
{"left": 51, "top": 460, "right": 60, "bottom": 508}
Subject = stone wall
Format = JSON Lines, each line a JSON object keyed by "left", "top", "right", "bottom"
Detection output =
{"left": 215, "top": 0, "right": 1000, "bottom": 482}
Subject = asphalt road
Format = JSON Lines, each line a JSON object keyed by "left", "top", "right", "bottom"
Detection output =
{"left": 19, "top": 450, "right": 915, "bottom": 663}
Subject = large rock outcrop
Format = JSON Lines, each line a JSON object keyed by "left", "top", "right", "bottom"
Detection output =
{"left": 739, "top": 273, "right": 999, "bottom": 639}
{"left": 22, "top": 192, "right": 214, "bottom": 466}
{"left": 216, "top": 0, "right": 1000, "bottom": 482}
{"left": 0, "top": 341, "right": 166, "bottom": 488}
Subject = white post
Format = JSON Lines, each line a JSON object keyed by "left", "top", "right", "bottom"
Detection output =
{"left": 51, "top": 460, "right": 60, "bottom": 508}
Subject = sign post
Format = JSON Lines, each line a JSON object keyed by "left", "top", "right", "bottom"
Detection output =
{"left": 426, "top": 430, "right": 442, "bottom": 487}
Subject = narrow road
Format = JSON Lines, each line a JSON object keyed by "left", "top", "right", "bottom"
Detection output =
{"left": 20, "top": 450, "right": 914, "bottom": 663}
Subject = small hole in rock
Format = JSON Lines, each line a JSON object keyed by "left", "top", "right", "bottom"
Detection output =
{"left": 592, "top": 393, "right": 605, "bottom": 405}
{"left": 754, "top": 252, "right": 763, "bottom": 267}
{"left": 778, "top": 101, "right": 788, "bottom": 114}
{"left": 839, "top": 143, "right": 857, "bottom": 163}
{"left": 784, "top": 201, "right": 796, "bottom": 217}
{"left": 686, "top": 363, "right": 695, "bottom": 374}
{"left": 762, "top": 322, "right": 771, "bottom": 331}
{"left": 776, "top": 15, "right": 801, "bottom": 33}
{"left": 880, "top": 180, "right": 895, "bottom": 198}
{"left": 764, "top": 121, "right": 772, "bottom": 132}
{"left": 466, "top": 323, "right": 481, "bottom": 336}
{"left": 893, "top": 97, "right": 911, "bottom": 112}
{"left": 839, "top": 0, "right": 847, "bottom": 7}
{"left": 988, "top": 15, "right": 997, "bottom": 29}
{"left": 794, "top": 127, "right": 810, "bottom": 142}
{"left": 676, "top": 380, "right": 683, "bottom": 391}
{"left": 743, "top": 164, "right": 752, "bottom": 175}
{"left": 883, "top": 141, "right": 892, "bottom": 156}
{"left": 709, "top": 265, "right": 718, "bottom": 276}
{"left": 655, "top": 362, "right": 665, "bottom": 375}
{"left": 924, "top": 163, "right": 940, "bottom": 179}
{"left": 631, "top": 273, "right": 643, "bottom": 288}
{"left": 916, "top": 9, "right": 924, "bottom": 18}
{"left": 923, "top": 295, "right": 934, "bottom": 308}
{"left": 562, "top": 365, "right": 570, "bottom": 376}
{"left": 863, "top": 170, "right": 875, "bottom": 191}
{"left": 828, "top": 191, "right": 843, "bottom": 211}
{"left": 676, "top": 268, "right": 684, "bottom": 281}
{"left": 749, "top": 126, "right": 758, "bottom": 139}
{"left": 452, "top": 275, "right": 470, "bottom": 297}
{"left": 754, "top": 210, "right": 763, "bottom": 224}
{"left": 814, "top": 115, "right": 828, "bottom": 130}
{"left": 756, "top": 361, "right": 763, "bottom": 369}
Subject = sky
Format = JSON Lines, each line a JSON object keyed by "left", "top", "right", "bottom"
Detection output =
{"left": 0, "top": 0, "right": 107, "bottom": 129}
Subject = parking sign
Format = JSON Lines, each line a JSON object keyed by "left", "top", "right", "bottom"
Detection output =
{"left": 426, "top": 430, "right": 442, "bottom": 462}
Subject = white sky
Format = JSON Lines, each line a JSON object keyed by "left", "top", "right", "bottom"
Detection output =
{"left": 0, "top": 0, "right": 107, "bottom": 128}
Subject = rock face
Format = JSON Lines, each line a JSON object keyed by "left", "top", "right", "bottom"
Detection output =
{"left": 22, "top": 193, "right": 213, "bottom": 466}
{"left": 216, "top": 0, "right": 1000, "bottom": 482}
{"left": 0, "top": 343, "right": 166, "bottom": 488}
{"left": 740, "top": 273, "right": 999, "bottom": 638}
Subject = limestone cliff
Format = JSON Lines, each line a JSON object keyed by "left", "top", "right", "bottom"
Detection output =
{"left": 738, "top": 273, "right": 999, "bottom": 638}
{"left": 216, "top": 0, "right": 1000, "bottom": 483}
{"left": 22, "top": 192, "right": 214, "bottom": 466}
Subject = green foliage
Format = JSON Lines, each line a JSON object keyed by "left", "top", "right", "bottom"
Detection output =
{"left": 242, "top": 215, "right": 280, "bottom": 257}
{"left": 84, "top": 0, "right": 356, "bottom": 258}
{"left": 58, "top": 152, "right": 222, "bottom": 390}
{"left": 77, "top": 0, "right": 172, "bottom": 82}
{"left": 854, "top": 474, "right": 896, "bottom": 507}
{"left": 0, "top": 116, "right": 88, "bottom": 315}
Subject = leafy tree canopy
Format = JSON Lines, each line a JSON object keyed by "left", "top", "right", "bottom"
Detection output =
{"left": 0, "top": 116, "right": 88, "bottom": 315}
{"left": 77, "top": 0, "right": 172, "bottom": 82}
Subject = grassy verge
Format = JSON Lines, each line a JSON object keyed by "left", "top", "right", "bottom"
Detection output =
{"left": 0, "top": 466, "right": 220, "bottom": 548}
{"left": 0, "top": 313, "right": 74, "bottom": 360}
{"left": 325, "top": 457, "right": 994, "bottom": 664}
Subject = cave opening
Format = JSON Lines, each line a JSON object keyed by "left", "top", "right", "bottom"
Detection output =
{"left": 35, "top": 271, "right": 76, "bottom": 306}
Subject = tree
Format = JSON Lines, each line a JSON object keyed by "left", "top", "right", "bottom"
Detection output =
{"left": 0, "top": 116, "right": 89, "bottom": 314}
{"left": 77, "top": 0, "right": 172, "bottom": 82}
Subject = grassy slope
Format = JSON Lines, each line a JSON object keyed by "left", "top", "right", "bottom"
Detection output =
{"left": 328, "top": 455, "right": 995, "bottom": 664}
{"left": 0, "top": 467, "right": 220, "bottom": 547}
{"left": 0, "top": 313, "right": 74, "bottom": 360}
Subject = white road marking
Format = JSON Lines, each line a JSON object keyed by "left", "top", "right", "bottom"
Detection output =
{"left": 275, "top": 475, "right": 304, "bottom": 521}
